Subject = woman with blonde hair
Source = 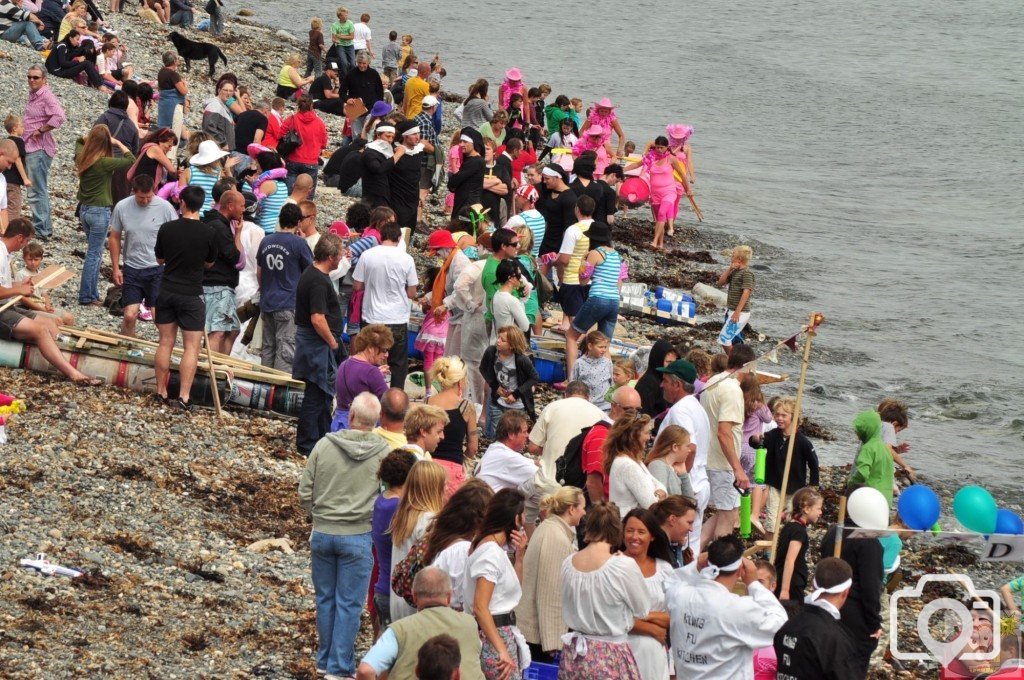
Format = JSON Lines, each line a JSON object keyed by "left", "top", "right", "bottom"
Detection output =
{"left": 277, "top": 52, "right": 315, "bottom": 99}
{"left": 512, "top": 224, "right": 542, "bottom": 336}
{"left": 646, "top": 425, "right": 696, "bottom": 500}
{"left": 605, "top": 412, "right": 666, "bottom": 517}
{"left": 388, "top": 459, "right": 446, "bottom": 622}
{"left": 518, "top": 486, "right": 586, "bottom": 663}
{"left": 427, "top": 356, "right": 479, "bottom": 494}
{"left": 75, "top": 124, "right": 134, "bottom": 306}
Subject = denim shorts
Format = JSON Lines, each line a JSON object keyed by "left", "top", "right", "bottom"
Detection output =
{"left": 202, "top": 285, "right": 240, "bottom": 332}
{"left": 121, "top": 265, "right": 164, "bottom": 307}
{"left": 571, "top": 295, "right": 619, "bottom": 336}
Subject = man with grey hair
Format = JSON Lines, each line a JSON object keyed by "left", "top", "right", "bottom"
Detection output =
{"left": 22, "top": 65, "right": 65, "bottom": 240}
{"left": 293, "top": 232, "right": 347, "bottom": 455}
{"left": 356, "top": 566, "right": 484, "bottom": 680}
{"left": 339, "top": 51, "right": 383, "bottom": 136}
{"left": 299, "top": 390, "right": 390, "bottom": 679}
{"left": 657, "top": 358, "right": 711, "bottom": 555}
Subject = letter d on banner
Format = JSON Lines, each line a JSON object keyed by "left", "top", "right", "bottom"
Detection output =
{"left": 982, "top": 535, "right": 1024, "bottom": 561}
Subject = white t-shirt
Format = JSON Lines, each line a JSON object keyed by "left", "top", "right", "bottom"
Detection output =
{"left": 529, "top": 396, "right": 606, "bottom": 484}
{"left": 353, "top": 244, "right": 417, "bottom": 325}
{"left": 432, "top": 539, "right": 471, "bottom": 610}
{"left": 0, "top": 174, "right": 7, "bottom": 211}
{"left": 475, "top": 441, "right": 537, "bottom": 492}
{"left": 463, "top": 540, "right": 521, "bottom": 616}
{"left": 659, "top": 394, "right": 712, "bottom": 497}
{"left": 699, "top": 372, "right": 745, "bottom": 472}
{"left": 353, "top": 22, "right": 371, "bottom": 50}
{"left": 0, "top": 240, "right": 12, "bottom": 288}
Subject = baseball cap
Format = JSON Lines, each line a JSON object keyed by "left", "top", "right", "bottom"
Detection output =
{"left": 656, "top": 359, "right": 698, "bottom": 384}
{"left": 421, "top": 95, "right": 439, "bottom": 108}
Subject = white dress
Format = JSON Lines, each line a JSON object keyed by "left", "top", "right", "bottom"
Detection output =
{"left": 626, "top": 559, "right": 675, "bottom": 680}
{"left": 390, "top": 511, "right": 434, "bottom": 622}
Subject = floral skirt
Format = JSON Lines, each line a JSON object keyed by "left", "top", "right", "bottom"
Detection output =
{"left": 559, "top": 638, "right": 641, "bottom": 680}
{"left": 480, "top": 625, "right": 524, "bottom": 680}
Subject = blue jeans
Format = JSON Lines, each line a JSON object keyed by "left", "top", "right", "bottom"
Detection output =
{"left": 286, "top": 161, "right": 320, "bottom": 199}
{"left": 26, "top": 151, "right": 54, "bottom": 239}
{"left": 337, "top": 45, "right": 355, "bottom": 76}
{"left": 170, "top": 9, "right": 193, "bottom": 26}
{"left": 297, "top": 383, "right": 332, "bottom": 455}
{"left": 1, "top": 21, "right": 46, "bottom": 50}
{"left": 486, "top": 401, "right": 515, "bottom": 439}
{"left": 571, "top": 295, "right": 619, "bottom": 340}
{"left": 78, "top": 205, "right": 111, "bottom": 304}
{"left": 310, "top": 531, "right": 373, "bottom": 675}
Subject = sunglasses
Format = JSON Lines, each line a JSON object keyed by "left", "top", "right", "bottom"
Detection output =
{"left": 508, "top": 242, "right": 520, "bottom": 247}
{"left": 27, "top": 76, "right": 42, "bottom": 81}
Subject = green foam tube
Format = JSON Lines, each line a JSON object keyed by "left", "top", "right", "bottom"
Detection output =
{"left": 740, "top": 493, "right": 752, "bottom": 539}
{"left": 754, "top": 447, "right": 767, "bottom": 484}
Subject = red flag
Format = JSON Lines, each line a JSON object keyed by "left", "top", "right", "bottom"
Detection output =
{"left": 783, "top": 335, "right": 799, "bottom": 351}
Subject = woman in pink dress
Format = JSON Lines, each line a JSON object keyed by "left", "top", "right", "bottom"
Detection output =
{"left": 444, "top": 130, "right": 464, "bottom": 215}
{"left": 665, "top": 124, "right": 696, "bottom": 233}
{"left": 579, "top": 98, "right": 627, "bottom": 157}
{"left": 498, "top": 68, "right": 530, "bottom": 124}
{"left": 572, "top": 125, "right": 613, "bottom": 178}
{"left": 624, "top": 136, "right": 692, "bottom": 249}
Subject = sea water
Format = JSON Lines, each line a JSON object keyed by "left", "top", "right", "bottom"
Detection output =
{"left": 250, "top": 0, "right": 1023, "bottom": 494}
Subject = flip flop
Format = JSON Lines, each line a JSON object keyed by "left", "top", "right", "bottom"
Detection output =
{"left": 72, "top": 377, "right": 104, "bottom": 387}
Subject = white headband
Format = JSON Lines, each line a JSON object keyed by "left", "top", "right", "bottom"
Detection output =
{"left": 460, "top": 134, "right": 473, "bottom": 143}
{"left": 806, "top": 577, "right": 852, "bottom": 601}
{"left": 541, "top": 166, "right": 561, "bottom": 178}
{"left": 402, "top": 127, "right": 420, "bottom": 136}
{"left": 376, "top": 125, "right": 396, "bottom": 134}
{"left": 699, "top": 557, "right": 743, "bottom": 580}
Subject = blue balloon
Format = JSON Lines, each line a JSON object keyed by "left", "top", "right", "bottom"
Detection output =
{"left": 995, "top": 509, "right": 1024, "bottom": 535}
{"left": 898, "top": 484, "right": 942, "bottom": 531}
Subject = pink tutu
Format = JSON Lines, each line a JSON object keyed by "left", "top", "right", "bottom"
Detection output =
{"left": 415, "top": 313, "right": 449, "bottom": 351}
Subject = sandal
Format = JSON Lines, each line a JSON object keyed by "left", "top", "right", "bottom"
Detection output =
{"left": 72, "top": 377, "right": 103, "bottom": 387}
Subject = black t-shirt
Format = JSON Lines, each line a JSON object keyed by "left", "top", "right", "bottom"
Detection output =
{"left": 154, "top": 218, "right": 217, "bottom": 296}
{"left": 447, "top": 155, "right": 485, "bottom": 217}
{"left": 309, "top": 74, "right": 336, "bottom": 101}
{"left": 295, "top": 265, "right": 343, "bottom": 333}
{"left": 234, "top": 110, "right": 268, "bottom": 151}
{"left": 2, "top": 136, "right": 26, "bottom": 186}
{"left": 481, "top": 159, "right": 512, "bottom": 224}
{"left": 536, "top": 187, "right": 578, "bottom": 255}
{"left": 570, "top": 178, "right": 616, "bottom": 224}
{"left": 773, "top": 521, "right": 809, "bottom": 599}
{"left": 157, "top": 67, "right": 182, "bottom": 91}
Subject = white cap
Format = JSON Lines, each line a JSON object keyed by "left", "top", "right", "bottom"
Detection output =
{"left": 421, "top": 95, "right": 439, "bottom": 108}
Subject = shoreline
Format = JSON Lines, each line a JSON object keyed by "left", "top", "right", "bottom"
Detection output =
{"left": 0, "top": 10, "right": 1015, "bottom": 678}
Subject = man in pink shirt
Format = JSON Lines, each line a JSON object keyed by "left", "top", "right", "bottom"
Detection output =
{"left": 22, "top": 66, "right": 65, "bottom": 240}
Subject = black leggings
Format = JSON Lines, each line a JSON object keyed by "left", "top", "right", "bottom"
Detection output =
{"left": 55, "top": 61, "right": 103, "bottom": 88}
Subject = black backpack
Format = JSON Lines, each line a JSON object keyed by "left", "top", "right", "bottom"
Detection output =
{"left": 555, "top": 421, "right": 609, "bottom": 492}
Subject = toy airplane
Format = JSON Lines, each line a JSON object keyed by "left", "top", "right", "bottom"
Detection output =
{"left": 19, "top": 553, "right": 83, "bottom": 578}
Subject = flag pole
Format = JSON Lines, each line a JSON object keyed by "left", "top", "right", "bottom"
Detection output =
{"left": 769, "top": 312, "right": 824, "bottom": 560}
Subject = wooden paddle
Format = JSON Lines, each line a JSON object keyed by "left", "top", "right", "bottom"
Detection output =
{"left": 0, "top": 265, "right": 75, "bottom": 314}
{"left": 202, "top": 329, "right": 224, "bottom": 420}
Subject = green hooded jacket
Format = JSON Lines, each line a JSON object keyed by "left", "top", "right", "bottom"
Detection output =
{"left": 848, "top": 409, "right": 894, "bottom": 507}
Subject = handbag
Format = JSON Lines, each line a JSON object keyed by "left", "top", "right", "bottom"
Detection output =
{"left": 535, "top": 262, "right": 555, "bottom": 306}
{"left": 276, "top": 126, "right": 302, "bottom": 158}
{"left": 391, "top": 536, "right": 429, "bottom": 607}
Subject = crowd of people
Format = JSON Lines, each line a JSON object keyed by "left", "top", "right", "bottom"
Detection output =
{"left": 4, "top": 7, "right": 1020, "bottom": 680}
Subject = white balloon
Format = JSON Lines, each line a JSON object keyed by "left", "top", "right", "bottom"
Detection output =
{"left": 847, "top": 487, "right": 890, "bottom": 530}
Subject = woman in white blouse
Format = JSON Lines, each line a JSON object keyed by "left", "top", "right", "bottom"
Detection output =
{"left": 388, "top": 460, "right": 446, "bottom": 622}
{"left": 623, "top": 508, "right": 676, "bottom": 680}
{"left": 423, "top": 479, "right": 494, "bottom": 611}
{"left": 559, "top": 502, "right": 650, "bottom": 679}
{"left": 605, "top": 413, "right": 667, "bottom": 516}
{"left": 464, "top": 488, "right": 530, "bottom": 680}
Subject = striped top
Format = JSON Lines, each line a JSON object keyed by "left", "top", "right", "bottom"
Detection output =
{"left": 505, "top": 209, "right": 546, "bottom": 258}
{"left": 589, "top": 247, "right": 622, "bottom": 300}
{"left": 257, "top": 179, "right": 288, "bottom": 234}
{"left": 188, "top": 165, "right": 220, "bottom": 215}
{"left": 559, "top": 220, "right": 592, "bottom": 286}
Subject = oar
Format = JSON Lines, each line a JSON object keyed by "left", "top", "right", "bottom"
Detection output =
{"left": 203, "top": 329, "right": 224, "bottom": 421}
{"left": 0, "top": 265, "right": 72, "bottom": 314}
{"left": 687, "top": 194, "right": 705, "bottom": 222}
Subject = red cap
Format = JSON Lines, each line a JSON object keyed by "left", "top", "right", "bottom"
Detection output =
{"left": 427, "top": 230, "right": 458, "bottom": 250}
{"left": 329, "top": 220, "right": 352, "bottom": 238}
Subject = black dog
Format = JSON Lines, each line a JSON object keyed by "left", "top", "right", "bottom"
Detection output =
{"left": 168, "top": 31, "right": 227, "bottom": 77}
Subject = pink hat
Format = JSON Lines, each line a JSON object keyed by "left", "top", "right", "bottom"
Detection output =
{"left": 586, "top": 124, "right": 606, "bottom": 136}
{"left": 505, "top": 67, "right": 522, "bottom": 81}
{"left": 329, "top": 220, "right": 352, "bottom": 238}
{"left": 247, "top": 143, "right": 271, "bottom": 158}
{"left": 515, "top": 184, "right": 538, "bottom": 203}
{"left": 596, "top": 98, "right": 615, "bottom": 109}
{"left": 666, "top": 124, "right": 694, "bottom": 141}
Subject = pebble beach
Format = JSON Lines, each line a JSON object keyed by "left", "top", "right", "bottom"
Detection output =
{"left": 0, "top": 9, "right": 1018, "bottom": 679}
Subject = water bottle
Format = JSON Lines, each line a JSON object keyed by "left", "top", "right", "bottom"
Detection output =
{"left": 740, "top": 493, "right": 752, "bottom": 539}
{"left": 754, "top": 447, "right": 767, "bottom": 484}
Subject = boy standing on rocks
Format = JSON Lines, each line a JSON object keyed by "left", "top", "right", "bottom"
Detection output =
{"left": 717, "top": 244, "right": 754, "bottom": 355}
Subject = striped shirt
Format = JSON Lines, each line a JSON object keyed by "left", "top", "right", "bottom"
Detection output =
{"left": 558, "top": 219, "right": 592, "bottom": 285}
{"left": 188, "top": 165, "right": 220, "bottom": 216}
{"left": 506, "top": 210, "right": 546, "bottom": 257}
{"left": 588, "top": 247, "right": 622, "bottom": 300}
{"left": 347, "top": 235, "right": 380, "bottom": 267}
{"left": 256, "top": 179, "right": 288, "bottom": 234}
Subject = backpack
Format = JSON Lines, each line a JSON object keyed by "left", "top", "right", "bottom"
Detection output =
{"left": 554, "top": 421, "right": 609, "bottom": 492}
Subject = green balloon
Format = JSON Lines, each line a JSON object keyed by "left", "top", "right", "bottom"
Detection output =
{"left": 953, "top": 486, "right": 998, "bottom": 534}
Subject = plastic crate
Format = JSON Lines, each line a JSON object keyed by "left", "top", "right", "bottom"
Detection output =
{"left": 523, "top": 661, "right": 559, "bottom": 680}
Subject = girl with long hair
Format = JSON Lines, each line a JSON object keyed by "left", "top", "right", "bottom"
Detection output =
{"left": 646, "top": 425, "right": 696, "bottom": 500}
{"left": 605, "top": 412, "right": 666, "bottom": 517}
{"left": 423, "top": 479, "right": 494, "bottom": 610}
{"left": 622, "top": 508, "right": 675, "bottom": 679}
{"left": 388, "top": 459, "right": 446, "bottom": 622}
{"left": 650, "top": 495, "right": 699, "bottom": 567}
{"left": 370, "top": 450, "right": 417, "bottom": 637}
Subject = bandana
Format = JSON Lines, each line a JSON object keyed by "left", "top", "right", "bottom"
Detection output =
{"left": 805, "top": 578, "right": 852, "bottom": 601}
{"left": 460, "top": 134, "right": 474, "bottom": 143}
{"left": 376, "top": 125, "right": 396, "bottom": 135}
{"left": 699, "top": 557, "right": 743, "bottom": 580}
{"left": 541, "top": 166, "right": 561, "bottom": 178}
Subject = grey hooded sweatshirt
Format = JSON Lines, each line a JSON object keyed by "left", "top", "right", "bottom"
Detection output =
{"left": 299, "top": 429, "right": 391, "bottom": 535}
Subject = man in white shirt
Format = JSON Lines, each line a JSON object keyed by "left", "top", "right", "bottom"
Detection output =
{"left": 475, "top": 410, "right": 538, "bottom": 492}
{"left": 699, "top": 344, "right": 756, "bottom": 547}
{"left": 666, "top": 536, "right": 787, "bottom": 680}
{"left": 656, "top": 358, "right": 711, "bottom": 554}
{"left": 352, "top": 12, "right": 373, "bottom": 60}
{"left": 524, "top": 380, "right": 605, "bottom": 532}
{"left": 353, "top": 220, "right": 417, "bottom": 388}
